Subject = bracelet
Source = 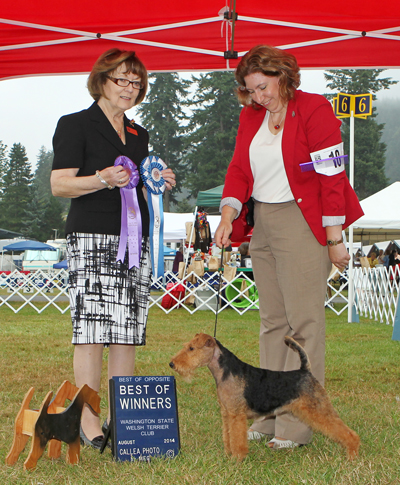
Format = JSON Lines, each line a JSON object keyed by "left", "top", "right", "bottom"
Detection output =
{"left": 327, "top": 238, "right": 344, "bottom": 247}
{"left": 95, "top": 170, "right": 114, "bottom": 190}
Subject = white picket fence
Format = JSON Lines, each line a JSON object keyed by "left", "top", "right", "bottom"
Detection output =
{"left": 325, "top": 265, "right": 400, "bottom": 325}
{"left": 0, "top": 267, "right": 399, "bottom": 325}
{"left": 353, "top": 266, "right": 400, "bottom": 325}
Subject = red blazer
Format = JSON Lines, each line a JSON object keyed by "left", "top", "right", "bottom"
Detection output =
{"left": 222, "top": 90, "right": 363, "bottom": 245}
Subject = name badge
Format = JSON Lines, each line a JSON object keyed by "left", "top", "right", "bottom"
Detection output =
{"left": 127, "top": 126, "right": 138, "bottom": 135}
{"left": 309, "top": 142, "right": 345, "bottom": 176}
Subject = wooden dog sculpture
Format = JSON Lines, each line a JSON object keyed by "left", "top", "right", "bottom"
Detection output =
{"left": 6, "top": 380, "right": 100, "bottom": 470}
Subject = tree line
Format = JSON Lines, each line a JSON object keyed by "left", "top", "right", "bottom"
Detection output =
{"left": 0, "top": 143, "right": 65, "bottom": 241}
{"left": 375, "top": 98, "right": 400, "bottom": 184}
{"left": 0, "top": 69, "right": 396, "bottom": 241}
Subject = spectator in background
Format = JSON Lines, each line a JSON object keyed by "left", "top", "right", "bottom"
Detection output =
{"left": 368, "top": 252, "right": 379, "bottom": 268}
{"left": 383, "top": 248, "right": 391, "bottom": 269}
{"left": 238, "top": 242, "right": 251, "bottom": 267}
{"left": 377, "top": 249, "right": 385, "bottom": 265}
{"left": 389, "top": 249, "right": 400, "bottom": 267}
{"left": 172, "top": 246, "right": 184, "bottom": 272}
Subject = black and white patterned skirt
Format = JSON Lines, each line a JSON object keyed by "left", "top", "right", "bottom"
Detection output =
{"left": 66, "top": 233, "right": 152, "bottom": 346}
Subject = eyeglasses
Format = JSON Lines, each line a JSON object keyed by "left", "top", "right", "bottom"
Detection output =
{"left": 107, "top": 76, "right": 144, "bottom": 90}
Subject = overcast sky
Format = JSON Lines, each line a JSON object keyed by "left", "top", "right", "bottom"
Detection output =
{"left": 1, "top": 69, "right": 400, "bottom": 168}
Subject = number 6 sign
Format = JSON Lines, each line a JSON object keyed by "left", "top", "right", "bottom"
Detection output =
{"left": 334, "top": 92, "right": 372, "bottom": 119}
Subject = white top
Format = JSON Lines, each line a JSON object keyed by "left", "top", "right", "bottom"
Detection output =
{"left": 250, "top": 111, "right": 294, "bottom": 203}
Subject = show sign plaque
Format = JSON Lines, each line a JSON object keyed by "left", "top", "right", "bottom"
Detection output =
{"left": 109, "top": 376, "right": 180, "bottom": 461}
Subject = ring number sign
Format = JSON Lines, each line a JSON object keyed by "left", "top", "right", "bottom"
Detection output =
{"left": 333, "top": 93, "right": 372, "bottom": 119}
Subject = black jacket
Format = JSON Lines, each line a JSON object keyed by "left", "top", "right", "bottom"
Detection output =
{"left": 52, "top": 102, "right": 150, "bottom": 237}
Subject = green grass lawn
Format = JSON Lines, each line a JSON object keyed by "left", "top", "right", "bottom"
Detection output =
{"left": 1, "top": 306, "right": 399, "bottom": 484}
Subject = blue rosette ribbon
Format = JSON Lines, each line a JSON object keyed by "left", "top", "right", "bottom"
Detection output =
{"left": 114, "top": 156, "right": 142, "bottom": 269}
{"left": 140, "top": 155, "right": 167, "bottom": 279}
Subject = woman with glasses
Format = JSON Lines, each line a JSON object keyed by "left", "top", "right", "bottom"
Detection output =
{"left": 214, "top": 45, "right": 363, "bottom": 451}
{"left": 51, "top": 48, "right": 176, "bottom": 449}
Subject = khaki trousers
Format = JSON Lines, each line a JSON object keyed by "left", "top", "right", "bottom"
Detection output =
{"left": 249, "top": 200, "right": 331, "bottom": 444}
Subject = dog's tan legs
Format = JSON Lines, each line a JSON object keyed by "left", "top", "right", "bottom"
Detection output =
{"left": 227, "top": 412, "right": 248, "bottom": 461}
{"left": 220, "top": 406, "right": 232, "bottom": 456}
{"left": 290, "top": 395, "right": 360, "bottom": 459}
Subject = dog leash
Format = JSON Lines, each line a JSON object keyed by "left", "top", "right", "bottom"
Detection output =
{"left": 213, "top": 246, "right": 225, "bottom": 338}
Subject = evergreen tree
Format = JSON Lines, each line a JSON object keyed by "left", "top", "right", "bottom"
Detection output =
{"left": 0, "top": 141, "right": 8, "bottom": 197}
{"left": 375, "top": 99, "right": 400, "bottom": 184}
{"left": 0, "top": 143, "right": 33, "bottom": 233}
{"left": 324, "top": 69, "right": 397, "bottom": 199}
{"left": 137, "top": 73, "right": 190, "bottom": 211}
{"left": 42, "top": 196, "right": 65, "bottom": 240}
{"left": 34, "top": 146, "right": 53, "bottom": 203}
{"left": 34, "top": 146, "right": 70, "bottom": 215}
{"left": 175, "top": 198, "right": 195, "bottom": 213}
{"left": 21, "top": 185, "right": 46, "bottom": 240}
{"left": 22, "top": 190, "right": 65, "bottom": 242}
{"left": 183, "top": 71, "right": 241, "bottom": 198}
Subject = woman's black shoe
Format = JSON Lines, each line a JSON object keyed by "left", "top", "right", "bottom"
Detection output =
{"left": 79, "top": 425, "right": 104, "bottom": 450}
{"left": 101, "top": 419, "right": 109, "bottom": 435}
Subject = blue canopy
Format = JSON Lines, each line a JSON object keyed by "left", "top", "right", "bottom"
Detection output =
{"left": 164, "top": 246, "right": 176, "bottom": 256}
{"left": 53, "top": 259, "right": 68, "bottom": 269}
{"left": 3, "top": 240, "right": 57, "bottom": 251}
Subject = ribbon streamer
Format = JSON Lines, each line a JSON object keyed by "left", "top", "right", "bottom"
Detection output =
{"left": 114, "top": 156, "right": 142, "bottom": 269}
{"left": 300, "top": 154, "right": 348, "bottom": 173}
{"left": 140, "top": 155, "right": 167, "bottom": 279}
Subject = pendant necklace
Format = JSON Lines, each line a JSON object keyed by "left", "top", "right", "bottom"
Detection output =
{"left": 272, "top": 111, "right": 286, "bottom": 130}
{"left": 112, "top": 121, "right": 123, "bottom": 138}
{"left": 111, "top": 117, "right": 124, "bottom": 139}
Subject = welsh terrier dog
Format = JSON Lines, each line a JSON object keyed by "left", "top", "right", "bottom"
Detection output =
{"left": 169, "top": 333, "right": 360, "bottom": 461}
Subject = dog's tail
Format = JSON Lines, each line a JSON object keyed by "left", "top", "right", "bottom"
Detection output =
{"left": 284, "top": 337, "right": 311, "bottom": 372}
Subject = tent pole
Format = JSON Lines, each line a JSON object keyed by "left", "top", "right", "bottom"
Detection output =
{"left": 185, "top": 206, "right": 197, "bottom": 269}
{"left": 348, "top": 111, "right": 356, "bottom": 323}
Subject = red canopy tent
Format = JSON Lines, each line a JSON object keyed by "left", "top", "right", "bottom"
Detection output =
{"left": 1, "top": 1, "right": 400, "bottom": 79}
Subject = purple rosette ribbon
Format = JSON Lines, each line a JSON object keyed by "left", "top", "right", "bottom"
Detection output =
{"left": 114, "top": 156, "right": 142, "bottom": 269}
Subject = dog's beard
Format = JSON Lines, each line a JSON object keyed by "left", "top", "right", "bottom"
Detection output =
{"left": 170, "top": 363, "right": 195, "bottom": 382}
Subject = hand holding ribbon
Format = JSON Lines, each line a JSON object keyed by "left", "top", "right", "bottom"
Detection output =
{"left": 114, "top": 155, "right": 142, "bottom": 269}
{"left": 140, "top": 156, "right": 167, "bottom": 279}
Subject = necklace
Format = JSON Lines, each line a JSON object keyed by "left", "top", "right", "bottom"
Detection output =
{"left": 271, "top": 111, "right": 286, "bottom": 130}
{"left": 111, "top": 121, "right": 123, "bottom": 138}
{"left": 110, "top": 119, "right": 124, "bottom": 139}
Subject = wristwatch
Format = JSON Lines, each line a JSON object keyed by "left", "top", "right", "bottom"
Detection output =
{"left": 327, "top": 238, "right": 343, "bottom": 247}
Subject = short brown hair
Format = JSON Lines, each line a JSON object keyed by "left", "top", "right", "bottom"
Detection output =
{"left": 87, "top": 48, "right": 148, "bottom": 104}
{"left": 235, "top": 45, "right": 300, "bottom": 107}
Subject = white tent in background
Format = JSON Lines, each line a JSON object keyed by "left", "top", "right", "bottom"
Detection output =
{"left": 362, "top": 241, "right": 392, "bottom": 257}
{"left": 354, "top": 181, "right": 400, "bottom": 230}
{"left": 353, "top": 182, "right": 400, "bottom": 243}
{"left": 373, "top": 241, "right": 393, "bottom": 251}
{"left": 163, "top": 212, "right": 220, "bottom": 243}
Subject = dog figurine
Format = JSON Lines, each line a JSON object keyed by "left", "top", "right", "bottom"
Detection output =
{"left": 169, "top": 333, "right": 360, "bottom": 461}
{"left": 6, "top": 382, "right": 100, "bottom": 470}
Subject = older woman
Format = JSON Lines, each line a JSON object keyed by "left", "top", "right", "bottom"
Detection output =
{"left": 215, "top": 45, "right": 363, "bottom": 450}
{"left": 51, "top": 48, "right": 175, "bottom": 449}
